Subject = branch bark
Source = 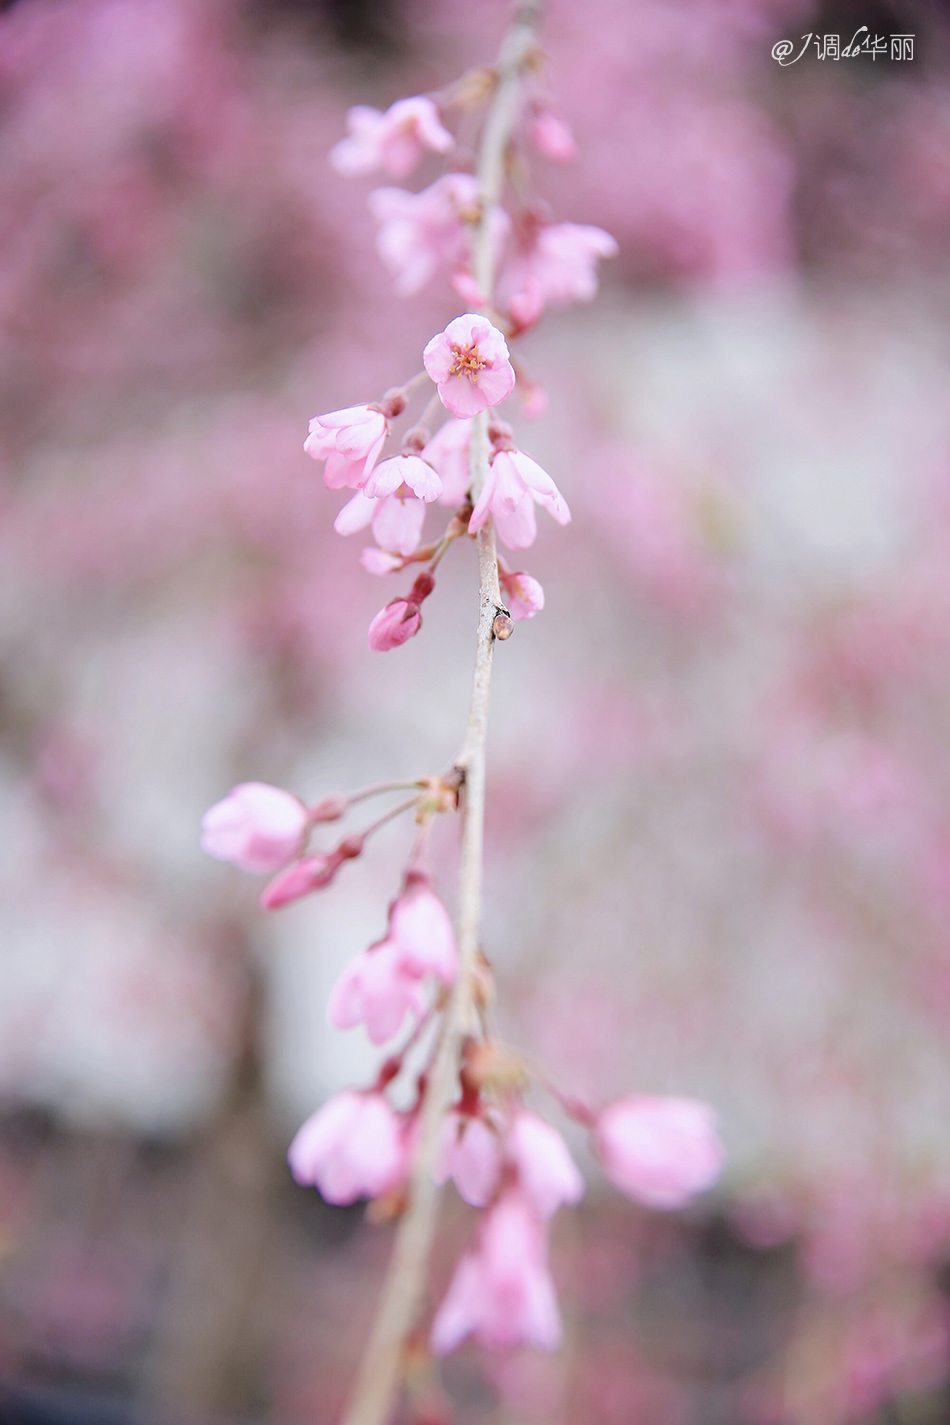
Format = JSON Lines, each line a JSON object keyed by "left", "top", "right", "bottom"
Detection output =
{"left": 337, "top": 7, "right": 542, "bottom": 1425}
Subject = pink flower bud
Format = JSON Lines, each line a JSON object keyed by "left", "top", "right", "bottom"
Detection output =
{"left": 201, "top": 782, "right": 309, "bottom": 874}
{"left": 499, "top": 569, "right": 545, "bottom": 620}
{"left": 368, "top": 572, "right": 435, "bottom": 652}
{"left": 259, "top": 852, "right": 343, "bottom": 910}
{"left": 593, "top": 1096, "right": 725, "bottom": 1210}
{"left": 288, "top": 1091, "right": 410, "bottom": 1204}
{"left": 310, "top": 794, "right": 348, "bottom": 822}
{"left": 368, "top": 599, "right": 422, "bottom": 651}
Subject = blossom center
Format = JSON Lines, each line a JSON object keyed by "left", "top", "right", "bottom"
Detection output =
{"left": 448, "top": 342, "right": 486, "bottom": 383}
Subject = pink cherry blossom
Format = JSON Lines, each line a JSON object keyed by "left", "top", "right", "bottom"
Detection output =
{"left": 423, "top": 315, "right": 516, "bottom": 419}
{"left": 388, "top": 875, "right": 457, "bottom": 983}
{"left": 304, "top": 404, "right": 388, "bottom": 490}
{"left": 367, "top": 572, "right": 435, "bottom": 651}
{"left": 363, "top": 454, "right": 442, "bottom": 503}
{"left": 327, "top": 940, "right": 429, "bottom": 1045}
{"left": 369, "top": 174, "right": 479, "bottom": 297}
{"left": 593, "top": 1096, "right": 725, "bottom": 1210}
{"left": 259, "top": 850, "right": 346, "bottom": 910}
{"left": 469, "top": 448, "right": 570, "bottom": 550}
{"left": 423, "top": 419, "right": 473, "bottom": 506}
{"left": 288, "top": 1091, "right": 409, "bottom": 1205}
{"left": 436, "top": 1111, "right": 503, "bottom": 1207}
{"left": 528, "top": 111, "right": 579, "bottom": 163}
{"left": 499, "top": 568, "right": 545, "bottom": 620}
{"left": 200, "top": 782, "right": 309, "bottom": 874}
{"left": 430, "top": 1193, "right": 561, "bottom": 1355}
{"left": 368, "top": 599, "right": 422, "bottom": 651}
{"left": 502, "top": 222, "right": 619, "bottom": 328}
{"left": 507, "top": 1112, "right": 585, "bottom": 1218}
{"left": 335, "top": 489, "right": 427, "bottom": 557}
{"left": 330, "top": 97, "right": 454, "bottom": 180}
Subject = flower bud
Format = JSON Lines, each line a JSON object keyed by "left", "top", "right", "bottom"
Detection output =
{"left": 259, "top": 851, "right": 343, "bottom": 910}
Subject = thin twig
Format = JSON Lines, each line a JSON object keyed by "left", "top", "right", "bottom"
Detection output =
{"left": 337, "top": 8, "right": 542, "bottom": 1425}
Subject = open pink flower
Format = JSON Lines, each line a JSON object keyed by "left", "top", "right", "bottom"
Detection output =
{"left": 594, "top": 1096, "right": 725, "bottom": 1209}
{"left": 502, "top": 222, "right": 618, "bottom": 329}
{"left": 499, "top": 568, "right": 545, "bottom": 620}
{"left": 369, "top": 174, "right": 479, "bottom": 297}
{"left": 304, "top": 404, "right": 388, "bottom": 490}
{"left": 288, "top": 1091, "right": 410, "bottom": 1204}
{"left": 330, "top": 97, "right": 454, "bottom": 180}
{"left": 335, "top": 489, "right": 427, "bottom": 557}
{"left": 423, "top": 315, "right": 516, "bottom": 419}
{"left": 327, "top": 940, "right": 429, "bottom": 1045}
{"left": 507, "top": 1112, "right": 585, "bottom": 1219}
{"left": 436, "top": 1112, "right": 503, "bottom": 1208}
{"left": 470, "top": 448, "right": 570, "bottom": 550}
{"left": 363, "top": 454, "right": 442, "bottom": 503}
{"left": 201, "top": 783, "right": 309, "bottom": 874}
{"left": 430, "top": 1193, "right": 561, "bottom": 1355}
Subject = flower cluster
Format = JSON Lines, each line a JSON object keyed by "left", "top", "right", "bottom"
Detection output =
{"left": 201, "top": 16, "right": 725, "bottom": 1403}
{"left": 299, "top": 66, "right": 618, "bottom": 652}
{"left": 202, "top": 771, "right": 725, "bottom": 1354}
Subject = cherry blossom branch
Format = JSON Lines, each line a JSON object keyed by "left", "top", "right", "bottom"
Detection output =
{"left": 336, "top": 10, "right": 542, "bottom": 1425}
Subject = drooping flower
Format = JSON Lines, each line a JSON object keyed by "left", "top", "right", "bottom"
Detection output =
{"left": 288, "top": 1091, "right": 410, "bottom": 1204}
{"left": 388, "top": 874, "right": 458, "bottom": 982}
{"left": 499, "top": 568, "right": 545, "bottom": 620}
{"left": 335, "top": 488, "right": 427, "bottom": 558}
{"left": 593, "top": 1096, "right": 725, "bottom": 1209}
{"left": 501, "top": 222, "right": 619, "bottom": 329}
{"left": 506, "top": 1112, "right": 585, "bottom": 1219}
{"left": 423, "top": 314, "right": 516, "bottom": 419}
{"left": 436, "top": 1111, "right": 503, "bottom": 1208}
{"left": 304, "top": 404, "right": 389, "bottom": 490}
{"left": 469, "top": 446, "right": 570, "bottom": 550}
{"left": 369, "top": 174, "right": 479, "bottom": 297}
{"left": 363, "top": 454, "right": 442, "bottom": 503}
{"left": 201, "top": 783, "right": 309, "bottom": 874}
{"left": 430, "top": 1193, "right": 561, "bottom": 1355}
{"left": 330, "top": 97, "right": 454, "bottom": 180}
{"left": 327, "top": 940, "right": 429, "bottom": 1045}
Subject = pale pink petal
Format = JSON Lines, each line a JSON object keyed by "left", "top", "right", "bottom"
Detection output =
{"left": 423, "top": 419, "right": 473, "bottom": 507}
{"left": 288, "top": 1091, "right": 408, "bottom": 1205}
{"left": 436, "top": 1113, "right": 503, "bottom": 1207}
{"left": 493, "top": 497, "right": 537, "bottom": 551}
{"left": 506, "top": 1113, "right": 585, "bottom": 1218}
{"left": 201, "top": 783, "right": 309, "bottom": 874}
{"left": 370, "top": 495, "right": 426, "bottom": 556}
{"left": 334, "top": 490, "right": 376, "bottom": 537}
{"left": 509, "top": 451, "right": 571, "bottom": 525}
{"left": 327, "top": 942, "right": 428, "bottom": 1045}
{"left": 529, "top": 111, "right": 579, "bottom": 163}
{"left": 360, "top": 547, "right": 403, "bottom": 575}
{"left": 390, "top": 882, "right": 458, "bottom": 981}
{"left": 362, "top": 456, "right": 406, "bottom": 499}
